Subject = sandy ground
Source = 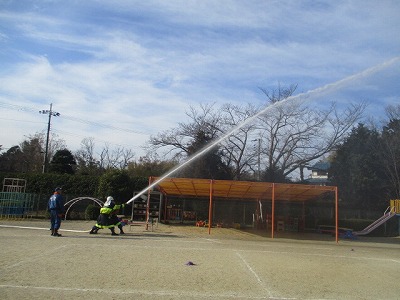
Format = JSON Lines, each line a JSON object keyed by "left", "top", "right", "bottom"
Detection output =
{"left": 0, "top": 219, "right": 399, "bottom": 300}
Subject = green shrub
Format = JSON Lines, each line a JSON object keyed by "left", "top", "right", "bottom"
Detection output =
{"left": 85, "top": 204, "right": 100, "bottom": 220}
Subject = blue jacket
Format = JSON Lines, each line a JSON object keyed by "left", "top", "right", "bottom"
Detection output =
{"left": 47, "top": 192, "right": 64, "bottom": 214}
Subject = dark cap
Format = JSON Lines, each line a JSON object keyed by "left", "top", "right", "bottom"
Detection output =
{"left": 55, "top": 187, "right": 62, "bottom": 192}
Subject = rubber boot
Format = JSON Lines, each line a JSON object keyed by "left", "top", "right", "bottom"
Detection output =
{"left": 110, "top": 227, "right": 118, "bottom": 236}
{"left": 53, "top": 229, "right": 62, "bottom": 237}
{"left": 89, "top": 226, "right": 99, "bottom": 234}
{"left": 118, "top": 224, "right": 125, "bottom": 234}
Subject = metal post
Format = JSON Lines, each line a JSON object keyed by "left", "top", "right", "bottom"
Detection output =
{"left": 271, "top": 183, "right": 275, "bottom": 239}
{"left": 335, "top": 187, "right": 339, "bottom": 243}
{"left": 208, "top": 180, "right": 213, "bottom": 235}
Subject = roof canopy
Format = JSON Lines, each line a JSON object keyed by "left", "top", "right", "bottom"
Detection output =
{"left": 150, "top": 177, "right": 339, "bottom": 241}
{"left": 152, "top": 177, "right": 336, "bottom": 202}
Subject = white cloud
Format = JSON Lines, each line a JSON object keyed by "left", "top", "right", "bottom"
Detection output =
{"left": 1, "top": 0, "right": 399, "bottom": 158}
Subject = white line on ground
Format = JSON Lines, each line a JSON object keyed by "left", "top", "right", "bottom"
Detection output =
{"left": 0, "top": 284, "right": 305, "bottom": 299}
{"left": 236, "top": 248, "right": 400, "bottom": 264}
{"left": 2, "top": 224, "right": 398, "bottom": 265}
{"left": 235, "top": 251, "right": 276, "bottom": 299}
{"left": 258, "top": 243, "right": 333, "bottom": 252}
{"left": 102, "top": 242, "right": 399, "bottom": 265}
{"left": 203, "top": 238, "right": 223, "bottom": 243}
{"left": 0, "top": 224, "right": 88, "bottom": 233}
{"left": 149, "top": 239, "right": 219, "bottom": 245}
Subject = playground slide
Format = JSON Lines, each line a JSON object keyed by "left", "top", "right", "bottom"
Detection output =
{"left": 353, "top": 206, "right": 396, "bottom": 236}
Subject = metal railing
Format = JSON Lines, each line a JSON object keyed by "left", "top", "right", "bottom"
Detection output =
{"left": 0, "top": 192, "right": 36, "bottom": 218}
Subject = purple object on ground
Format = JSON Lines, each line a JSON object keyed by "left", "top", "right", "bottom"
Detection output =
{"left": 186, "top": 261, "right": 196, "bottom": 266}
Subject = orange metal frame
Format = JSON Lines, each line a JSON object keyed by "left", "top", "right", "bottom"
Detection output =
{"left": 149, "top": 177, "right": 339, "bottom": 242}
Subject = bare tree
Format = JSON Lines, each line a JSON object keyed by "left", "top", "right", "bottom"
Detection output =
{"left": 98, "top": 145, "right": 107, "bottom": 170}
{"left": 149, "top": 103, "right": 222, "bottom": 160}
{"left": 257, "top": 86, "right": 367, "bottom": 181}
{"left": 385, "top": 104, "right": 400, "bottom": 120}
{"left": 148, "top": 85, "right": 366, "bottom": 182}
{"left": 219, "top": 103, "right": 260, "bottom": 180}
{"left": 149, "top": 103, "right": 237, "bottom": 179}
{"left": 98, "top": 143, "right": 135, "bottom": 170}
{"left": 75, "top": 138, "right": 136, "bottom": 172}
{"left": 33, "top": 131, "right": 67, "bottom": 164}
{"left": 118, "top": 148, "right": 135, "bottom": 169}
{"left": 75, "top": 137, "right": 100, "bottom": 174}
{"left": 127, "top": 152, "right": 177, "bottom": 178}
{"left": 149, "top": 102, "right": 260, "bottom": 180}
{"left": 0, "top": 132, "right": 66, "bottom": 173}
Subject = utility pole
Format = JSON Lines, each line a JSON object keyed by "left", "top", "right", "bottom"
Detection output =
{"left": 39, "top": 103, "right": 60, "bottom": 173}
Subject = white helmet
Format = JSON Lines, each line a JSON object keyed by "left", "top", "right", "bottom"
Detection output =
{"left": 104, "top": 196, "right": 114, "bottom": 207}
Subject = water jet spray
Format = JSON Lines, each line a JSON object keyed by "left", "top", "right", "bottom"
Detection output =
{"left": 126, "top": 56, "right": 400, "bottom": 205}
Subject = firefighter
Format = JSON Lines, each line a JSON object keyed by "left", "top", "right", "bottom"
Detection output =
{"left": 89, "top": 196, "right": 125, "bottom": 235}
{"left": 47, "top": 187, "right": 65, "bottom": 237}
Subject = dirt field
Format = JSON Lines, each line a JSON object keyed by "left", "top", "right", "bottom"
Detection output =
{"left": 0, "top": 219, "right": 399, "bottom": 300}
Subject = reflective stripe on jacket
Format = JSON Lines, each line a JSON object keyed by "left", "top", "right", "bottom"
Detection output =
{"left": 100, "top": 204, "right": 124, "bottom": 215}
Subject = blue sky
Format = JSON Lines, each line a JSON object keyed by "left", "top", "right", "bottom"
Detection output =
{"left": 0, "top": 0, "right": 399, "bottom": 158}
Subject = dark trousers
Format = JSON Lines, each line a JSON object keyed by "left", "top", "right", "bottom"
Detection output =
{"left": 50, "top": 210, "right": 62, "bottom": 229}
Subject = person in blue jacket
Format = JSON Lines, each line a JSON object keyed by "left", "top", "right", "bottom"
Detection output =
{"left": 89, "top": 196, "right": 125, "bottom": 236}
{"left": 47, "top": 187, "right": 64, "bottom": 237}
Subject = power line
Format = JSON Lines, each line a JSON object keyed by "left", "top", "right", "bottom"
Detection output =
{"left": 0, "top": 117, "right": 45, "bottom": 124}
{"left": 0, "top": 100, "right": 151, "bottom": 136}
{"left": 0, "top": 102, "right": 38, "bottom": 113}
{"left": 61, "top": 114, "right": 149, "bottom": 135}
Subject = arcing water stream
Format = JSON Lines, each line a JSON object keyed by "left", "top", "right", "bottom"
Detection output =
{"left": 126, "top": 56, "right": 400, "bottom": 204}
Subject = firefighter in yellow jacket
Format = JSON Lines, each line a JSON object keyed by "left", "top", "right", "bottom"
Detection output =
{"left": 89, "top": 196, "right": 125, "bottom": 235}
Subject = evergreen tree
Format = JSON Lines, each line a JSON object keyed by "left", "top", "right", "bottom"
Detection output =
{"left": 0, "top": 146, "right": 23, "bottom": 172}
{"left": 330, "top": 124, "right": 386, "bottom": 210}
{"left": 262, "top": 165, "right": 289, "bottom": 183}
{"left": 49, "top": 149, "right": 77, "bottom": 174}
{"left": 380, "top": 119, "right": 400, "bottom": 199}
